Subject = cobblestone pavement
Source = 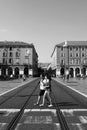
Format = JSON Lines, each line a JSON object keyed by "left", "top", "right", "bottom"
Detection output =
{"left": 0, "top": 77, "right": 36, "bottom": 95}
{"left": 54, "top": 77, "right": 87, "bottom": 96}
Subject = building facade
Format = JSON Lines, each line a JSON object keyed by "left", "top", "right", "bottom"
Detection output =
{"left": 51, "top": 41, "right": 87, "bottom": 77}
{"left": 0, "top": 41, "right": 38, "bottom": 78}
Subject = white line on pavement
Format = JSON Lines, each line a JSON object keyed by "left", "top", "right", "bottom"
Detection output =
{"left": 55, "top": 79, "right": 87, "bottom": 98}
{"left": 0, "top": 79, "right": 35, "bottom": 96}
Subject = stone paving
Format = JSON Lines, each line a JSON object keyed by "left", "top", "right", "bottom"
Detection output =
{"left": 0, "top": 77, "right": 36, "bottom": 95}
{"left": 0, "top": 77, "right": 87, "bottom": 97}
{"left": 54, "top": 77, "right": 87, "bottom": 96}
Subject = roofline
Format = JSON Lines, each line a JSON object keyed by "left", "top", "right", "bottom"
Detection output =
{"left": 51, "top": 40, "right": 87, "bottom": 57}
{"left": 51, "top": 45, "right": 57, "bottom": 57}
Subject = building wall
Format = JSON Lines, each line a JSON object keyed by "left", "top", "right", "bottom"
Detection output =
{"left": 51, "top": 41, "right": 87, "bottom": 77}
{"left": 0, "top": 42, "right": 38, "bottom": 77}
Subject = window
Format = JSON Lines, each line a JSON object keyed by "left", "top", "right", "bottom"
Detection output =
{"left": 70, "top": 59, "right": 73, "bottom": 64}
{"left": 61, "top": 59, "right": 64, "bottom": 65}
{"left": 61, "top": 53, "right": 63, "bottom": 57}
{"left": 9, "top": 52, "right": 13, "bottom": 57}
{"left": 82, "top": 47, "right": 84, "bottom": 51}
{"left": 76, "top": 59, "right": 79, "bottom": 64}
{"left": 70, "top": 53, "right": 72, "bottom": 57}
{"left": 16, "top": 59, "right": 19, "bottom": 64}
{"left": 76, "top": 53, "right": 79, "bottom": 57}
{"left": 76, "top": 47, "right": 78, "bottom": 51}
{"left": 3, "top": 58, "right": 5, "bottom": 64}
{"left": 16, "top": 52, "right": 20, "bottom": 58}
{"left": 61, "top": 47, "right": 63, "bottom": 51}
{"left": 70, "top": 47, "right": 72, "bottom": 51}
{"left": 3, "top": 52, "right": 7, "bottom": 57}
{"left": 9, "top": 47, "right": 12, "bottom": 51}
{"left": 17, "top": 48, "right": 20, "bottom": 51}
{"left": 82, "top": 53, "right": 85, "bottom": 57}
{"left": 9, "top": 58, "right": 12, "bottom": 64}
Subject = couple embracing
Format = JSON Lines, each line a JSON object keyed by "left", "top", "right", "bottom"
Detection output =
{"left": 34, "top": 75, "right": 53, "bottom": 107}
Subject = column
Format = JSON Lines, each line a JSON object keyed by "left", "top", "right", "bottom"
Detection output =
{"left": 86, "top": 69, "right": 87, "bottom": 75}
{"left": 13, "top": 68, "right": 15, "bottom": 75}
{"left": 0, "top": 69, "right": 1, "bottom": 76}
{"left": 80, "top": 68, "right": 82, "bottom": 76}
{"left": 6, "top": 69, "right": 8, "bottom": 76}
{"left": 20, "top": 69, "right": 23, "bottom": 75}
{"left": 73, "top": 68, "right": 75, "bottom": 78}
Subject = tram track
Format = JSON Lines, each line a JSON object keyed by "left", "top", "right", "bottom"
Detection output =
{"left": 0, "top": 78, "right": 74, "bottom": 130}
{"left": 6, "top": 79, "right": 70, "bottom": 130}
{"left": 0, "top": 79, "right": 39, "bottom": 106}
{"left": 51, "top": 91, "right": 69, "bottom": 130}
{"left": 6, "top": 80, "right": 39, "bottom": 130}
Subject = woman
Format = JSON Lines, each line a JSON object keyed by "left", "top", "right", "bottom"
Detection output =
{"left": 34, "top": 75, "right": 45, "bottom": 105}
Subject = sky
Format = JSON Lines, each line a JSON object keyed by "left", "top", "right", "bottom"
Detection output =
{"left": 0, "top": 0, "right": 87, "bottom": 63}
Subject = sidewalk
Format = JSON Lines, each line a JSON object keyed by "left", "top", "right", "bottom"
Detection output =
{"left": 0, "top": 77, "right": 36, "bottom": 96}
{"left": 54, "top": 77, "right": 87, "bottom": 97}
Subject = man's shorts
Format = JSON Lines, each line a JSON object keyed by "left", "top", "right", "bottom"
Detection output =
{"left": 39, "top": 90, "right": 45, "bottom": 96}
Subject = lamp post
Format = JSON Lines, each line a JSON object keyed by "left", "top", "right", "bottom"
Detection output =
{"left": 63, "top": 41, "right": 68, "bottom": 80}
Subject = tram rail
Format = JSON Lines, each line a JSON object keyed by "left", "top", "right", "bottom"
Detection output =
{"left": 0, "top": 78, "right": 70, "bottom": 130}
{"left": 0, "top": 79, "right": 39, "bottom": 106}
{"left": 51, "top": 90, "right": 69, "bottom": 130}
{"left": 6, "top": 81, "right": 39, "bottom": 130}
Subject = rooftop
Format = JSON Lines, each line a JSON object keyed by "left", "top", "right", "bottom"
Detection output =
{"left": 0, "top": 41, "right": 34, "bottom": 47}
{"left": 56, "top": 41, "right": 87, "bottom": 47}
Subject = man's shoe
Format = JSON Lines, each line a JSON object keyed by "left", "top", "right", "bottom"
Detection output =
{"left": 34, "top": 103, "right": 39, "bottom": 106}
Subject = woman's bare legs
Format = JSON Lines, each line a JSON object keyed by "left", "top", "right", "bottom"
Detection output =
{"left": 34, "top": 96, "right": 41, "bottom": 105}
{"left": 40, "top": 90, "right": 52, "bottom": 107}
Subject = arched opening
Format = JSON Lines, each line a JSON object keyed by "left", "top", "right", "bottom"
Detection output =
{"left": 75, "top": 68, "right": 80, "bottom": 77}
{"left": 1, "top": 67, "right": 6, "bottom": 79}
{"left": 8, "top": 67, "right": 13, "bottom": 76}
{"left": 69, "top": 68, "right": 74, "bottom": 77}
{"left": 15, "top": 67, "right": 19, "bottom": 78}
{"left": 82, "top": 68, "right": 86, "bottom": 75}
{"left": 60, "top": 68, "right": 64, "bottom": 75}
{"left": 24, "top": 67, "right": 28, "bottom": 77}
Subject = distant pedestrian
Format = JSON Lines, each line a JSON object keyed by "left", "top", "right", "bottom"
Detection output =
{"left": 22, "top": 74, "right": 26, "bottom": 81}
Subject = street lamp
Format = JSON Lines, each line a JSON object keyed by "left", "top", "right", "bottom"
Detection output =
{"left": 63, "top": 41, "right": 68, "bottom": 80}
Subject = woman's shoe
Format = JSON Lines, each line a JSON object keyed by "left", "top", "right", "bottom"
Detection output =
{"left": 39, "top": 104, "right": 44, "bottom": 107}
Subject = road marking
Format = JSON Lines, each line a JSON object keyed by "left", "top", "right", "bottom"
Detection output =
{"left": 0, "top": 79, "right": 35, "bottom": 96}
{"left": 61, "top": 109, "right": 87, "bottom": 112}
{"left": 0, "top": 109, "right": 87, "bottom": 129}
{"left": 0, "top": 109, "right": 20, "bottom": 112}
{"left": 24, "top": 116, "right": 52, "bottom": 124}
{"left": 24, "top": 109, "right": 57, "bottom": 116}
{"left": 61, "top": 109, "right": 87, "bottom": 116}
{"left": 79, "top": 116, "right": 87, "bottom": 124}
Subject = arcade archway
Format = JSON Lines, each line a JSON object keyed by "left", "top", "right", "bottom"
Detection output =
{"left": 69, "top": 68, "right": 74, "bottom": 77}
{"left": 8, "top": 67, "right": 13, "bottom": 76}
{"left": 24, "top": 67, "right": 28, "bottom": 77}
{"left": 15, "top": 67, "right": 19, "bottom": 78}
